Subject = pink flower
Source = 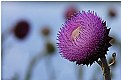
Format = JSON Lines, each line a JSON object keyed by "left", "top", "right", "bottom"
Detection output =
{"left": 57, "top": 11, "right": 112, "bottom": 65}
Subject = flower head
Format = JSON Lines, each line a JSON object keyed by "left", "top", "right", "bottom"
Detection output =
{"left": 57, "top": 11, "right": 112, "bottom": 65}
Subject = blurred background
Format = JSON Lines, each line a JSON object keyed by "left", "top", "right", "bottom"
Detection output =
{"left": 1, "top": 1, "right": 121, "bottom": 80}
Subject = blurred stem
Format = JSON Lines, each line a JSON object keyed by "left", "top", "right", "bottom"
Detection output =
{"left": 91, "top": 66, "right": 101, "bottom": 80}
{"left": 77, "top": 66, "right": 83, "bottom": 80}
{"left": 45, "top": 55, "right": 56, "bottom": 80}
{"left": 25, "top": 53, "right": 46, "bottom": 80}
{"left": 1, "top": 28, "right": 11, "bottom": 64}
{"left": 100, "top": 56, "right": 111, "bottom": 80}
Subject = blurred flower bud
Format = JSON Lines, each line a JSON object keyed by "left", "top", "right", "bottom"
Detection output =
{"left": 13, "top": 20, "right": 30, "bottom": 40}
{"left": 46, "top": 42, "right": 56, "bottom": 55}
{"left": 41, "top": 27, "right": 50, "bottom": 36}
{"left": 65, "top": 5, "right": 78, "bottom": 20}
{"left": 108, "top": 7, "right": 117, "bottom": 18}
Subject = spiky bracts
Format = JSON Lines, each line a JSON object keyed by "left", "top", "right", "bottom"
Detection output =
{"left": 57, "top": 11, "right": 112, "bottom": 66}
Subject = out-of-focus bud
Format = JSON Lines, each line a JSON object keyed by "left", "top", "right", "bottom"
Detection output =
{"left": 108, "top": 7, "right": 117, "bottom": 18}
{"left": 13, "top": 20, "right": 30, "bottom": 40}
{"left": 64, "top": 5, "right": 78, "bottom": 20}
{"left": 46, "top": 42, "right": 56, "bottom": 55}
{"left": 41, "top": 27, "right": 50, "bottom": 36}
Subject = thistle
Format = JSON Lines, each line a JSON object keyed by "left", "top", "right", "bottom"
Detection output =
{"left": 57, "top": 11, "right": 112, "bottom": 65}
{"left": 57, "top": 10, "right": 114, "bottom": 80}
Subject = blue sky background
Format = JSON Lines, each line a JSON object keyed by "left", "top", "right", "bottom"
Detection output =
{"left": 1, "top": 1, "right": 121, "bottom": 80}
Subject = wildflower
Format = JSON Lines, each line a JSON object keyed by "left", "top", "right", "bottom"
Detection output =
{"left": 57, "top": 11, "right": 112, "bottom": 65}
